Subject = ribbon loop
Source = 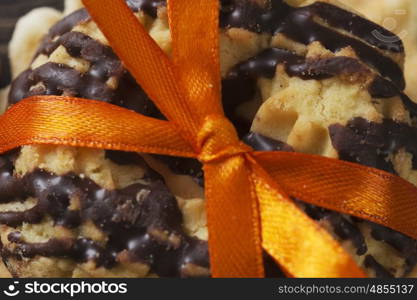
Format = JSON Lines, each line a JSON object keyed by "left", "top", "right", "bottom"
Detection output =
{"left": 197, "top": 114, "right": 251, "bottom": 164}
{"left": 83, "top": 0, "right": 201, "bottom": 146}
{"left": 0, "top": 96, "right": 196, "bottom": 157}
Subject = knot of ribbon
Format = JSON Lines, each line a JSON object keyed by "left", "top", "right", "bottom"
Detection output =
{"left": 197, "top": 115, "right": 251, "bottom": 164}
{"left": 0, "top": 0, "right": 417, "bottom": 278}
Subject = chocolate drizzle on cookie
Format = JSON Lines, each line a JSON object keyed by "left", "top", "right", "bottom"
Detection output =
{"left": 126, "top": 0, "right": 166, "bottom": 18}
{"left": 302, "top": 203, "right": 368, "bottom": 256}
{"left": 243, "top": 132, "right": 294, "bottom": 152}
{"left": 122, "top": 0, "right": 408, "bottom": 115}
{"left": 220, "top": 0, "right": 404, "bottom": 89}
{"left": 370, "top": 223, "right": 417, "bottom": 257}
{"left": 35, "top": 9, "right": 91, "bottom": 57}
{"left": 0, "top": 155, "right": 209, "bottom": 277}
{"left": 222, "top": 47, "right": 416, "bottom": 119}
{"left": 329, "top": 117, "right": 417, "bottom": 172}
{"left": 247, "top": 131, "right": 417, "bottom": 277}
{"left": 364, "top": 255, "right": 394, "bottom": 278}
{"left": 8, "top": 0, "right": 412, "bottom": 179}
{"left": 10, "top": 0, "right": 407, "bottom": 108}
{"left": 222, "top": 48, "right": 370, "bottom": 112}
{"left": 220, "top": 0, "right": 402, "bottom": 50}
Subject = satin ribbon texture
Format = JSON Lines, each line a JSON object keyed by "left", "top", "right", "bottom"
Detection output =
{"left": 0, "top": 0, "right": 417, "bottom": 277}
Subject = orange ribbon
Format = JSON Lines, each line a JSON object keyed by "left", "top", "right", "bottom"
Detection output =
{"left": 0, "top": 0, "right": 417, "bottom": 277}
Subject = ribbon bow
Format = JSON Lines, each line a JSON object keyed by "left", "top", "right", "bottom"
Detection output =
{"left": 1, "top": 0, "right": 417, "bottom": 277}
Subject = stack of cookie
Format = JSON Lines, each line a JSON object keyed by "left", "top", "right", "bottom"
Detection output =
{"left": 1, "top": 0, "right": 417, "bottom": 278}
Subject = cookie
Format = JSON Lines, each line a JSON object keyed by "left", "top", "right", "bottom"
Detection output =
{"left": 64, "top": 0, "right": 84, "bottom": 15}
{"left": 248, "top": 0, "right": 417, "bottom": 277}
{"left": 3, "top": 2, "right": 210, "bottom": 278}
{"left": 339, "top": 0, "right": 417, "bottom": 106}
{"left": 339, "top": 0, "right": 411, "bottom": 32}
{"left": 9, "top": 7, "right": 62, "bottom": 79}
{"left": 2, "top": 0, "right": 270, "bottom": 278}
{"left": 2, "top": 0, "right": 417, "bottom": 278}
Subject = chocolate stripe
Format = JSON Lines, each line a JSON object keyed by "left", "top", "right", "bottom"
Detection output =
{"left": 365, "top": 255, "right": 394, "bottom": 278}
{"left": 219, "top": 0, "right": 404, "bottom": 89}
{"left": 329, "top": 117, "right": 417, "bottom": 171}
{"left": 126, "top": 0, "right": 166, "bottom": 18}
{"left": 0, "top": 155, "right": 209, "bottom": 277}
{"left": 223, "top": 48, "right": 416, "bottom": 117}
{"left": 312, "top": 2, "right": 403, "bottom": 53}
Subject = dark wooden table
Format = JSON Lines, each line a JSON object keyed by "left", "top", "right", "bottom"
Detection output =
{"left": 0, "top": 0, "right": 63, "bottom": 88}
